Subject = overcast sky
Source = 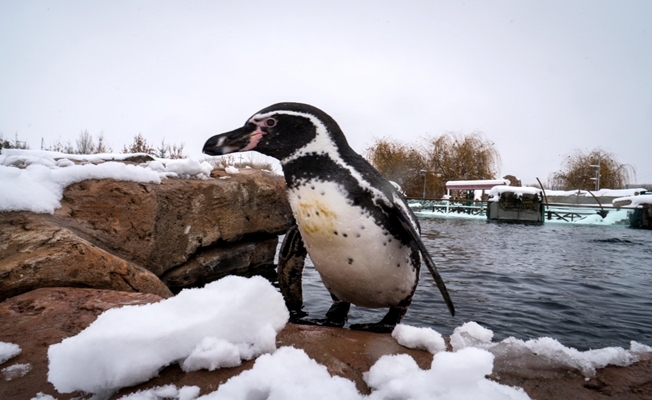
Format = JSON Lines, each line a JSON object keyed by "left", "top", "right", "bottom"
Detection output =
{"left": 1, "top": 0, "right": 651, "bottom": 185}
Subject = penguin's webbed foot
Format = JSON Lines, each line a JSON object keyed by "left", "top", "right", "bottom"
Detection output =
{"left": 290, "top": 299, "right": 350, "bottom": 328}
{"left": 350, "top": 305, "right": 408, "bottom": 333}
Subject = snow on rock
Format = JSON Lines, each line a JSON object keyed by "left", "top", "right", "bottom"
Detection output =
{"left": 121, "top": 347, "right": 532, "bottom": 400}
{"left": 198, "top": 346, "right": 362, "bottom": 400}
{"left": 0, "top": 342, "right": 21, "bottom": 364}
{"left": 365, "top": 348, "right": 530, "bottom": 400}
{"left": 0, "top": 149, "right": 218, "bottom": 213}
{"left": 119, "top": 385, "right": 201, "bottom": 400}
{"left": 450, "top": 321, "right": 652, "bottom": 376}
{"left": 163, "top": 159, "right": 213, "bottom": 178}
{"left": 2, "top": 363, "right": 32, "bottom": 380}
{"left": 392, "top": 324, "right": 446, "bottom": 354}
{"left": 224, "top": 166, "right": 239, "bottom": 174}
{"left": 31, "top": 393, "right": 58, "bottom": 400}
{"left": 47, "top": 276, "right": 288, "bottom": 394}
{"left": 450, "top": 321, "right": 494, "bottom": 350}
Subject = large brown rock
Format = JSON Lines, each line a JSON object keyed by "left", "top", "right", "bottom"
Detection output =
{"left": 0, "top": 287, "right": 164, "bottom": 400}
{"left": 0, "top": 213, "right": 172, "bottom": 302}
{"left": 2, "top": 287, "right": 651, "bottom": 400}
{"left": 54, "top": 169, "right": 292, "bottom": 276}
{"left": 161, "top": 236, "right": 279, "bottom": 293}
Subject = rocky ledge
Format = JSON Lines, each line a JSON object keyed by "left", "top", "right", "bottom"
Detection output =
{"left": 0, "top": 168, "right": 293, "bottom": 301}
{"left": 1, "top": 288, "right": 651, "bottom": 400}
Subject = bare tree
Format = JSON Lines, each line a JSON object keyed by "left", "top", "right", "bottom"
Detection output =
{"left": 168, "top": 143, "right": 186, "bottom": 159}
{"left": 366, "top": 138, "right": 427, "bottom": 197}
{"left": 549, "top": 148, "right": 635, "bottom": 190}
{"left": 122, "top": 133, "right": 155, "bottom": 155}
{"left": 95, "top": 131, "right": 112, "bottom": 153}
{"left": 425, "top": 132, "right": 500, "bottom": 185}
{"left": 75, "top": 130, "right": 96, "bottom": 154}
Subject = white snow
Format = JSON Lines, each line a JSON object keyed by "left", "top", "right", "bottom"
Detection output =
{"left": 47, "top": 276, "right": 288, "bottom": 394}
{"left": 612, "top": 194, "right": 652, "bottom": 207}
{"left": 0, "top": 342, "right": 21, "bottom": 364}
{"left": 0, "top": 149, "right": 217, "bottom": 213}
{"left": 224, "top": 165, "right": 239, "bottom": 174}
{"left": 547, "top": 188, "right": 648, "bottom": 198}
{"left": 119, "top": 385, "right": 201, "bottom": 400}
{"left": 31, "top": 393, "right": 57, "bottom": 400}
{"left": 2, "top": 363, "right": 32, "bottom": 380}
{"left": 450, "top": 322, "right": 652, "bottom": 376}
{"left": 488, "top": 185, "right": 542, "bottom": 202}
{"left": 392, "top": 324, "right": 446, "bottom": 354}
{"left": 365, "top": 348, "right": 530, "bottom": 400}
{"left": 43, "top": 277, "right": 652, "bottom": 399}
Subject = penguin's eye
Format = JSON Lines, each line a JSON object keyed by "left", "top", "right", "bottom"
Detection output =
{"left": 265, "top": 118, "right": 277, "bottom": 127}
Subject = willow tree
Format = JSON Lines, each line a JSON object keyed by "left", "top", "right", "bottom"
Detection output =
{"left": 549, "top": 148, "right": 635, "bottom": 190}
{"left": 423, "top": 132, "right": 501, "bottom": 196}
{"left": 365, "top": 138, "right": 426, "bottom": 197}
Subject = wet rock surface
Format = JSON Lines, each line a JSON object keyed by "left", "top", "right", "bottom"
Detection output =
{"left": 1, "top": 288, "right": 651, "bottom": 400}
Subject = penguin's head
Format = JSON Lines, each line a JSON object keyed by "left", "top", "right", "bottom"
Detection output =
{"left": 203, "top": 102, "right": 348, "bottom": 161}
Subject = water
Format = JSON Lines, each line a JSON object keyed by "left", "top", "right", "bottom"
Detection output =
{"left": 292, "top": 218, "right": 652, "bottom": 351}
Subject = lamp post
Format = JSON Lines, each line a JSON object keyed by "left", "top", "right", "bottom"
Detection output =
{"left": 420, "top": 170, "right": 427, "bottom": 198}
{"left": 589, "top": 151, "right": 601, "bottom": 191}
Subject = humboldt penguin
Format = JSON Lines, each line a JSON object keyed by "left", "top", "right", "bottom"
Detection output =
{"left": 203, "top": 102, "right": 454, "bottom": 333}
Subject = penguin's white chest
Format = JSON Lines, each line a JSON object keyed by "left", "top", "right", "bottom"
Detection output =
{"left": 287, "top": 180, "right": 417, "bottom": 308}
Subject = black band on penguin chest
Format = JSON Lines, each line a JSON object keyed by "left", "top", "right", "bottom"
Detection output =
{"left": 283, "top": 153, "right": 415, "bottom": 248}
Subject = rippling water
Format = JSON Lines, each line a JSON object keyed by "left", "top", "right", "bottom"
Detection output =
{"left": 292, "top": 217, "right": 652, "bottom": 351}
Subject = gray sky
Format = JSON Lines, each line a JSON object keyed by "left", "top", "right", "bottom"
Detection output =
{"left": 1, "top": 0, "right": 651, "bottom": 185}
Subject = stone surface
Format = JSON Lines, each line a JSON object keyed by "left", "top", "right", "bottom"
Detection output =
{"left": 0, "top": 213, "right": 173, "bottom": 302}
{"left": 1, "top": 287, "right": 651, "bottom": 400}
{"left": 0, "top": 287, "right": 164, "bottom": 400}
{"left": 161, "top": 236, "right": 279, "bottom": 293}
{"left": 54, "top": 169, "right": 292, "bottom": 276}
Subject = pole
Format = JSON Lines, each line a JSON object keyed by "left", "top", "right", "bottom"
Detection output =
{"left": 421, "top": 170, "right": 427, "bottom": 198}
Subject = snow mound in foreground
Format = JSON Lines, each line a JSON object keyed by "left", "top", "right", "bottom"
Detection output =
{"left": 47, "top": 276, "right": 288, "bottom": 394}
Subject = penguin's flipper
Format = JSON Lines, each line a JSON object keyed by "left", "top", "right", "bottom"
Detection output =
{"left": 278, "top": 224, "right": 308, "bottom": 318}
{"left": 384, "top": 196, "right": 456, "bottom": 317}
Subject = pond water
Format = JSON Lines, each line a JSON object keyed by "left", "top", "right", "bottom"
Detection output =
{"left": 292, "top": 217, "right": 652, "bottom": 351}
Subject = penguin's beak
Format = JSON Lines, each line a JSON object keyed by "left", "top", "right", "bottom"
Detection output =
{"left": 202, "top": 124, "right": 264, "bottom": 156}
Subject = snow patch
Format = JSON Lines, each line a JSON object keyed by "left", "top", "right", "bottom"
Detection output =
{"left": 47, "top": 276, "right": 288, "bottom": 394}
{"left": 0, "top": 342, "right": 21, "bottom": 364}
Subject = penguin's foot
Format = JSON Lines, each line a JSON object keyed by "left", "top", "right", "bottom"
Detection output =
{"left": 291, "top": 317, "right": 346, "bottom": 328}
{"left": 349, "top": 322, "right": 396, "bottom": 333}
{"left": 290, "top": 299, "right": 350, "bottom": 328}
{"left": 349, "top": 305, "right": 408, "bottom": 333}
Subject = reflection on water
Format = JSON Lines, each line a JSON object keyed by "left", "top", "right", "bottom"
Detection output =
{"left": 290, "top": 218, "right": 652, "bottom": 351}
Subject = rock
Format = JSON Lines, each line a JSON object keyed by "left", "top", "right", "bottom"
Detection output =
{"left": 161, "top": 236, "right": 279, "bottom": 293}
{"left": 0, "top": 213, "right": 173, "bottom": 302}
{"left": 0, "top": 287, "right": 164, "bottom": 400}
{"left": 54, "top": 169, "right": 292, "bottom": 276}
{"left": 1, "top": 287, "right": 651, "bottom": 400}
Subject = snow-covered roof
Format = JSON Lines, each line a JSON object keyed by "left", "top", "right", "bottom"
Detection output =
{"left": 445, "top": 179, "right": 510, "bottom": 190}
{"left": 546, "top": 188, "right": 648, "bottom": 198}
{"left": 612, "top": 194, "right": 652, "bottom": 207}
{"left": 488, "top": 185, "right": 542, "bottom": 202}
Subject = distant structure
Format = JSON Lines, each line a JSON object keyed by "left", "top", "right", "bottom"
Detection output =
{"left": 503, "top": 175, "right": 522, "bottom": 187}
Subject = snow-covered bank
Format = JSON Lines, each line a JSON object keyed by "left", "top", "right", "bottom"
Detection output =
{"left": 47, "top": 276, "right": 287, "bottom": 395}
{"left": 0, "top": 149, "right": 216, "bottom": 213}
{"left": 39, "top": 276, "right": 652, "bottom": 400}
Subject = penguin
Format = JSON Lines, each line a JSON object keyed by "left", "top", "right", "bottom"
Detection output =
{"left": 203, "top": 102, "right": 454, "bottom": 333}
